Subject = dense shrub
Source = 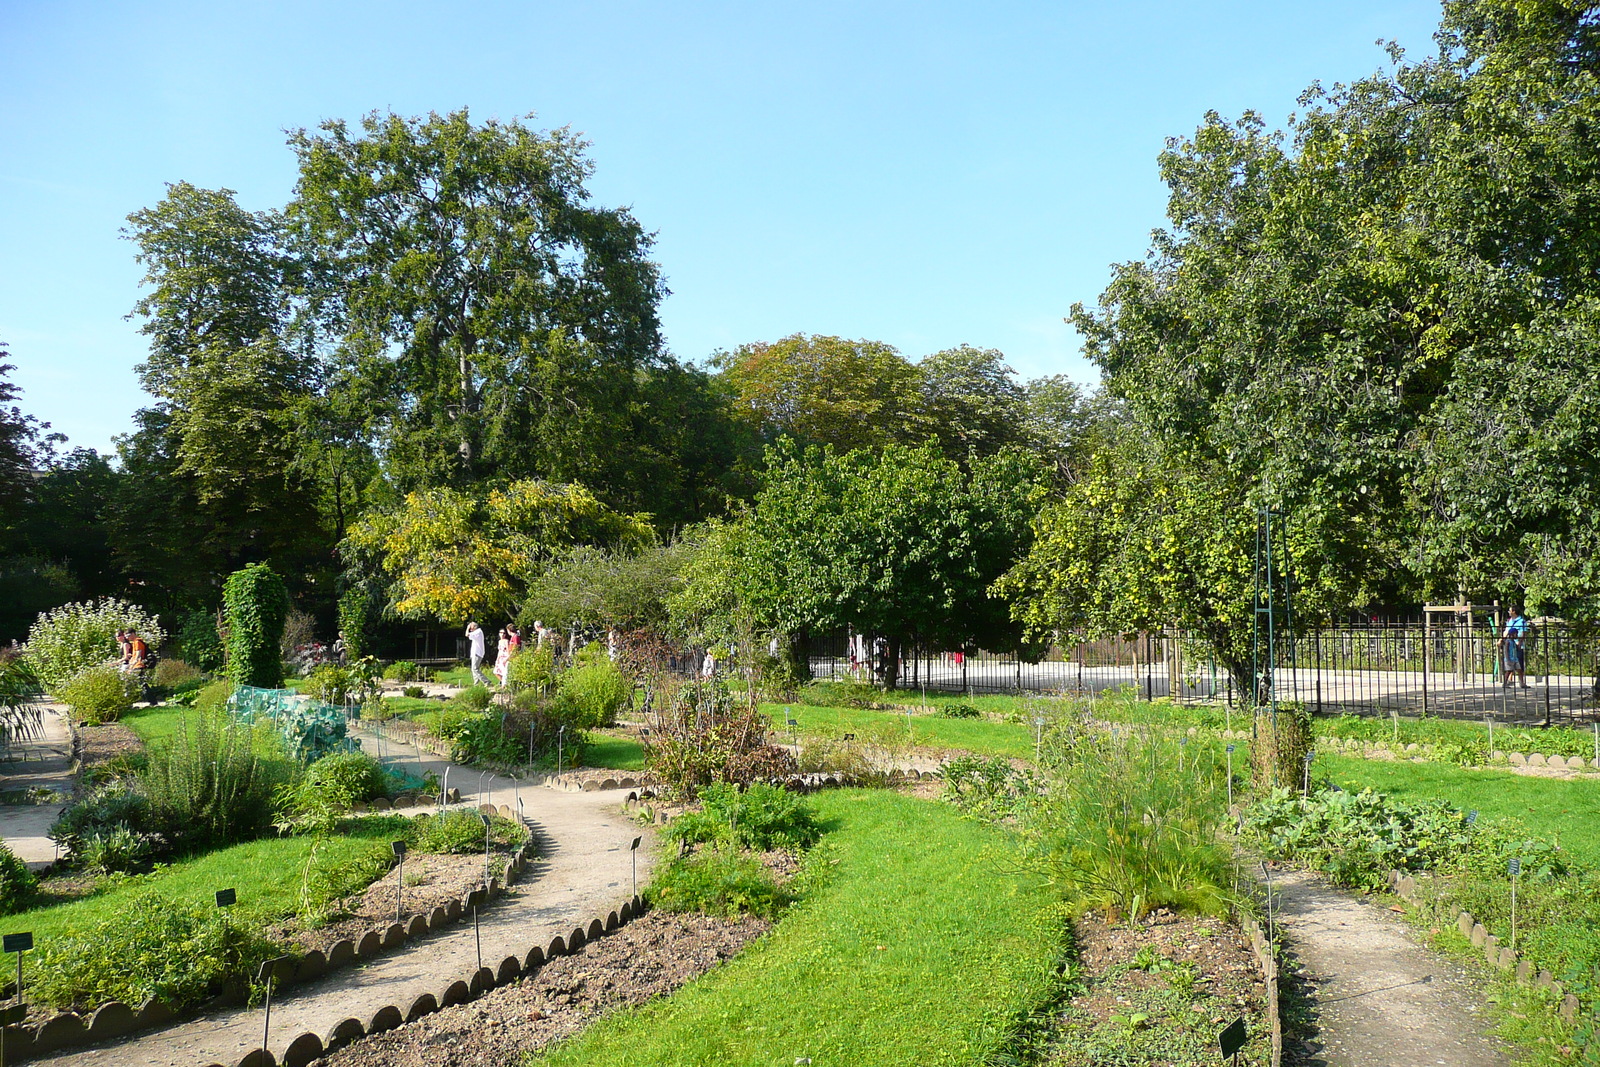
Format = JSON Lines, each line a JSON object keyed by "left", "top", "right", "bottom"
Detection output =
{"left": 648, "top": 849, "right": 788, "bottom": 918}
{"left": 0, "top": 842, "right": 36, "bottom": 914}
{"left": 413, "top": 810, "right": 528, "bottom": 854}
{"left": 799, "top": 680, "right": 888, "bottom": 709}
{"left": 382, "top": 660, "right": 423, "bottom": 682}
{"left": 337, "top": 585, "right": 376, "bottom": 660}
{"left": 192, "top": 679, "right": 235, "bottom": 715}
{"left": 552, "top": 643, "right": 631, "bottom": 727}
{"left": 56, "top": 665, "right": 139, "bottom": 725}
{"left": 142, "top": 710, "right": 293, "bottom": 851}
{"left": 31, "top": 891, "right": 281, "bottom": 1011}
{"left": 1241, "top": 783, "right": 1478, "bottom": 895}
{"left": 223, "top": 563, "right": 289, "bottom": 689}
{"left": 450, "top": 712, "right": 525, "bottom": 765}
{"left": 642, "top": 680, "right": 796, "bottom": 799}
{"left": 454, "top": 684, "right": 494, "bottom": 712}
{"left": 25, "top": 598, "right": 166, "bottom": 693}
{"left": 151, "top": 658, "right": 203, "bottom": 688}
{"left": 50, "top": 782, "right": 161, "bottom": 869}
{"left": 667, "top": 782, "right": 821, "bottom": 851}
{"left": 506, "top": 642, "right": 556, "bottom": 693}
{"left": 306, "top": 664, "right": 360, "bottom": 705}
{"left": 937, "top": 702, "right": 981, "bottom": 719}
{"left": 942, "top": 754, "right": 1038, "bottom": 820}
{"left": 307, "top": 751, "right": 387, "bottom": 800}
{"left": 177, "top": 609, "right": 226, "bottom": 673}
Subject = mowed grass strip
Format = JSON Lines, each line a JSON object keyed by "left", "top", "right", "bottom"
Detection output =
{"left": 583, "top": 734, "right": 645, "bottom": 771}
{"left": 4, "top": 823, "right": 400, "bottom": 949}
{"left": 532, "top": 789, "right": 1063, "bottom": 1067}
{"left": 765, "top": 702, "right": 1036, "bottom": 760}
{"left": 121, "top": 702, "right": 186, "bottom": 745}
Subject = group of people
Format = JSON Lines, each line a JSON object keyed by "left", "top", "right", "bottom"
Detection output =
{"left": 465, "top": 620, "right": 558, "bottom": 686}
{"left": 115, "top": 628, "right": 150, "bottom": 673}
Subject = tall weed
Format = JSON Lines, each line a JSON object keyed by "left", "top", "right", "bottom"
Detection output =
{"left": 141, "top": 709, "right": 295, "bottom": 851}
{"left": 1021, "top": 728, "right": 1233, "bottom": 920}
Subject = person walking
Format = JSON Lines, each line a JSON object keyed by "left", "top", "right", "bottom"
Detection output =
{"left": 1501, "top": 605, "right": 1531, "bottom": 689}
{"left": 466, "top": 621, "right": 488, "bottom": 685}
{"left": 493, "top": 628, "right": 512, "bottom": 686}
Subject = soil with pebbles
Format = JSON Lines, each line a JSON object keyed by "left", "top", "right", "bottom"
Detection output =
{"left": 1043, "top": 911, "right": 1271, "bottom": 1066}
{"left": 313, "top": 910, "right": 769, "bottom": 1067}
{"left": 267, "top": 851, "right": 516, "bottom": 955}
{"left": 75, "top": 721, "right": 146, "bottom": 775}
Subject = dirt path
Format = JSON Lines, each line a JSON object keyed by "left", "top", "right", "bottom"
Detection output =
{"left": 31, "top": 728, "right": 657, "bottom": 1067}
{"left": 1271, "top": 869, "right": 1509, "bottom": 1067}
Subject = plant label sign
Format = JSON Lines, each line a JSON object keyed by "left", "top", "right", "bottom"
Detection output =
{"left": 630, "top": 836, "right": 642, "bottom": 851}
{"left": 1467, "top": 810, "right": 1478, "bottom": 825}
{"left": 1509, "top": 857, "right": 1521, "bottom": 877}
{"left": 391, "top": 841, "right": 408, "bottom": 859}
{"left": 1, "top": 934, "right": 31, "bottom": 954}
{"left": 0, "top": 1002, "right": 24, "bottom": 1025}
{"left": 215, "top": 888, "right": 237, "bottom": 908}
{"left": 1218, "top": 1016, "right": 1248, "bottom": 1058}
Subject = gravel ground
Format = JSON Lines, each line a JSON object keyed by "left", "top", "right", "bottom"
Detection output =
{"left": 76, "top": 720, "right": 146, "bottom": 774}
{"left": 314, "top": 910, "right": 769, "bottom": 1067}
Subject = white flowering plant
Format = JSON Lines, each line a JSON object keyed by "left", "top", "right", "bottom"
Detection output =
{"left": 24, "top": 599, "right": 166, "bottom": 693}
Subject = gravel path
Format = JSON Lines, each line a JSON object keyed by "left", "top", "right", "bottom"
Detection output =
{"left": 0, "top": 703, "right": 74, "bottom": 868}
{"left": 1273, "top": 868, "right": 1509, "bottom": 1067}
{"left": 32, "top": 727, "right": 658, "bottom": 1067}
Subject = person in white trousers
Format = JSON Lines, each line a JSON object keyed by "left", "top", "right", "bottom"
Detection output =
{"left": 466, "top": 621, "right": 488, "bottom": 685}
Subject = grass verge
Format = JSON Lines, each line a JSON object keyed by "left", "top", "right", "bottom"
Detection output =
{"left": 121, "top": 703, "right": 185, "bottom": 746}
{"left": 530, "top": 789, "right": 1064, "bottom": 1066}
{"left": 764, "top": 701, "right": 1036, "bottom": 760}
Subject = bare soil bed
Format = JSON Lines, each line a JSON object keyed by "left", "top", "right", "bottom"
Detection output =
{"left": 1038, "top": 911, "right": 1271, "bottom": 1066}
{"left": 315, "top": 910, "right": 768, "bottom": 1067}
{"left": 75, "top": 721, "right": 145, "bottom": 774}
{"left": 268, "top": 851, "right": 514, "bottom": 954}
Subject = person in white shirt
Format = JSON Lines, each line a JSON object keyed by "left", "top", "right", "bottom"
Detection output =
{"left": 466, "top": 621, "right": 488, "bottom": 685}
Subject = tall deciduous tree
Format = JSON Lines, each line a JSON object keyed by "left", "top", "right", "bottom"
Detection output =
{"left": 722, "top": 442, "right": 1049, "bottom": 687}
{"left": 288, "top": 109, "right": 669, "bottom": 497}
{"left": 343, "top": 479, "right": 654, "bottom": 624}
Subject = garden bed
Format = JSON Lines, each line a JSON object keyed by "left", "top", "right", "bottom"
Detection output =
{"left": 1034, "top": 911, "right": 1272, "bottom": 1066}
{"left": 317, "top": 909, "right": 769, "bottom": 1067}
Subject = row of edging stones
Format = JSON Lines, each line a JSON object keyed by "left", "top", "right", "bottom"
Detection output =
{"left": 1388, "top": 869, "right": 1583, "bottom": 1028}
{"left": 0, "top": 801, "right": 535, "bottom": 1063}
{"left": 1210, "top": 729, "right": 1599, "bottom": 771}
{"left": 206, "top": 893, "right": 648, "bottom": 1067}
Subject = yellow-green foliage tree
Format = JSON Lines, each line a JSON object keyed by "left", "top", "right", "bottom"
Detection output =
{"left": 344, "top": 479, "right": 653, "bottom": 623}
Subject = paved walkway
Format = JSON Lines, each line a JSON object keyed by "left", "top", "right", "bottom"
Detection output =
{"left": 1272, "top": 869, "right": 1508, "bottom": 1067}
{"left": 34, "top": 725, "right": 656, "bottom": 1067}
{"left": 0, "top": 703, "right": 74, "bottom": 869}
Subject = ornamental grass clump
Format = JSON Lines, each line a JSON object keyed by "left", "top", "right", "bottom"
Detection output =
{"left": 141, "top": 708, "right": 294, "bottom": 851}
{"left": 1021, "top": 727, "right": 1233, "bottom": 921}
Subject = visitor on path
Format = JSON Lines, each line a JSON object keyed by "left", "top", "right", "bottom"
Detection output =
{"left": 701, "top": 650, "right": 716, "bottom": 677}
{"left": 466, "top": 621, "right": 488, "bottom": 685}
{"left": 1501, "top": 606, "right": 1531, "bottom": 688}
{"left": 506, "top": 623, "right": 523, "bottom": 651}
{"left": 115, "top": 628, "right": 131, "bottom": 670}
{"left": 493, "top": 628, "right": 512, "bottom": 686}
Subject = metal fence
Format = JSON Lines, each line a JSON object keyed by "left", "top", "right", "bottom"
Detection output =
{"left": 804, "top": 622, "right": 1600, "bottom": 724}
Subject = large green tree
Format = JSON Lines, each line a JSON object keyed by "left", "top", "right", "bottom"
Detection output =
{"left": 714, "top": 442, "right": 1049, "bottom": 687}
{"left": 288, "top": 109, "right": 672, "bottom": 502}
{"left": 1048, "top": 0, "right": 1600, "bottom": 638}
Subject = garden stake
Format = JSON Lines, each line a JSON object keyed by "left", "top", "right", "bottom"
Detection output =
{"left": 1504, "top": 857, "right": 1516, "bottom": 953}
{"left": 258, "top": 955, "right": 291, "bottom": 1065}
{"left": 1226, "top": 744, "right": 1235, "bottom": 809}
{"left": 480, "top": 810, "right": 493, "bottom": 886}
{"left": 557, "top": 726, "right": 565, "bottom": 774}
{"left": 392, "top": 841, "right": 407, "bottom": 922}
{"left": 1302, "top": 750, "right": 1314, "bottom": 797}
{"left": 1593, "top": 722, "right": 1598, "bottom": 766}
{"left": 1261, "top": 862, "right": 1274, "bottom": 941}
{"left": 441, "top": 767, "right": 450, "bottom": 809}
{"left": 630, "top": 835, "right": 642, "bottom": 896}
{"left": 474, "top": 903, "right": 482, "bottom": 972}
{"left": 1487, "top": 715, "right": 1493, "bottom": 757}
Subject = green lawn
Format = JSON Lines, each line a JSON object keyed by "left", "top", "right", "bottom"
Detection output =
{"left": 121, "top": 703, "right": 186, "bottom": 745}
{"left": 764, "top": 702, "right": 1037, "bottom": 760}
{"left": 583, "top": 735, "right": 645, "bottom": 771}
{"left": 532, "top": 789, "right": 1064, "bottom": 1066}
{"left": 6, "top": 818, "right": 411, "bottom": 951}
{"left": 1318, "top": 754, "right": 1600, "bottom": 868}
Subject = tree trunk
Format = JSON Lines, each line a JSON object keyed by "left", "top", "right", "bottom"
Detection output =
{"left": 884, "top": 635, "right": 903, "bottom": 690}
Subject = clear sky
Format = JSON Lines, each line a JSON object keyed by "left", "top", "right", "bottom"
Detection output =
{"left": 1, "top": 0, "right": 1444, "bottom": 456}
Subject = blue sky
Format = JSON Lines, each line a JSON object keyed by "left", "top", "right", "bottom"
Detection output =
{"left": 1, "top": 0, "right": 1443, "bottom": 456}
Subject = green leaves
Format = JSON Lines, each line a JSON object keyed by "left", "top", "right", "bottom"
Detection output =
{"left": 223, "top": 563, "right": 289, "bottom": 689}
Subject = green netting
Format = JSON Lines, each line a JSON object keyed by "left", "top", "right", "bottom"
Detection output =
{"left": 229, "top": 685, "right": 358, "bottom": 763}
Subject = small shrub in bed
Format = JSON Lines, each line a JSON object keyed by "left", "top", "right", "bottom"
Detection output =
{"left": 56, "top": 665, "right": 139, "bottom": 725}
{"left": 648, "top": 849, "right": 787, "bottom": 918}
{"left": 667, "top": 782, "right": 821, "bottom": 852}
{"left": 413, "top": 810, "right": 528, "bottom": 854}
{"left": 31, "top": 890, "right": 281, "bottom": 1011}
{"left": 0, "top": 842, "right": 36, "bottom": 914}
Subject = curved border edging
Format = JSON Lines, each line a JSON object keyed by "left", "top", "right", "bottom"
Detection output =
{"left": 1, "top": 806, "right": 540, "bottom": 1062}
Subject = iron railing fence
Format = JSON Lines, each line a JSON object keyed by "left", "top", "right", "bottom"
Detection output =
{"left": 802, "top": 622, "right": 1600, "bottom": 723}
